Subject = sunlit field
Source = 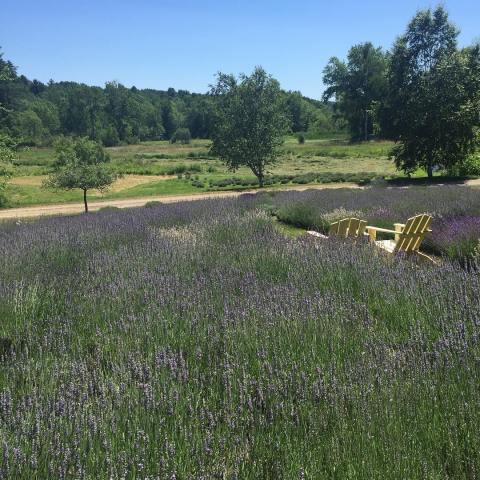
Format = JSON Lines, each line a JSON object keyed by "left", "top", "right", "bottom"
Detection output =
{"left": 1, "top": 187, "right": 480, "bottom": 478}
{"left": 4, "top": 137, "right": 403, "bottom": 207}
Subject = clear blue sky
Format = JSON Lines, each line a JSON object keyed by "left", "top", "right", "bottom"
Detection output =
{"left": 2, "top": 0, "right": 479, "bottom": 99}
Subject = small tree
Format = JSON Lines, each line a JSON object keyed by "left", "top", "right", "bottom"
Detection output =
{"left": 0, "top": 134, "right": 15, "bottom": 207}
{"left": 45, "top": 137, "right": 116, "bottom": 213}
{"left": 210, "top": 67, "right": 288, "bottom": 187}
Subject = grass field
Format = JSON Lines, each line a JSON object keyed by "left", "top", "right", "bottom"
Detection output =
{"left": 1, "top": 189, "right": 480, "bottom": 477}
{"left": 3, "top": 137, "right": 404, "bottom": 207}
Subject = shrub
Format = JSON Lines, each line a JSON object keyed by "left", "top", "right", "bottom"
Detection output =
{"left": 297, "top": 133, "right": 305, "bottom": 144}
{"left": 170, "top": 128, "right": 191, "bottom": 144}
{"left": 276, "top": 202, "right": 326, "bottom": 231}
{"left": 322, "top": 207, "right": 364, "bottom": 224}
{"left": 101, "top": 126, "right": 120, "bottom": 147}
{"left": 97, "top": 206, "right": 120, "bottom": 213}
{"left": 144, "top": 201, "right": 162, "bottom": 208}
{"left": 164, "top": 163, "right": 202, "bottom": 175}
{"left": 446, "top": 154, "right": 480, "bottom": 177}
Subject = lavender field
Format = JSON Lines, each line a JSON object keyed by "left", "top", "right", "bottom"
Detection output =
{"left": 1, "top": 189, "right": 480, "bottom": 478}
{"left": 273, "top": 185, "right": 480, "bottom": 262}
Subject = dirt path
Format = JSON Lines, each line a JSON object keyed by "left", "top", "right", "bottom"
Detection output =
{"left": 1, "top": 179, "right": 478, "bottom": 220}
{"left": 0, "top": 183, "right": 362, "bottom": 220}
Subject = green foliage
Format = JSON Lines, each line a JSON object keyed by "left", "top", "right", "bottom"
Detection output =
{"left": 171, "top": 127, "right": 191, "bottom": 144}
{"left": 101, "top": 125, "right": 120, "bottom": 147}
{"left": 45, "top": 137, "right": 116, "bottom": 212}
{"left": 297, "top": 133, "right": 305, "bottom": 144}
{"left": 380, "top": 7, "right": 480, "bottom": 178}
{"left": 447, "top": 153, "right": 480, "bottom": 177}
{"left": 11, "top": 109, "right": 44, "bottom": 145}
{"left": 0, "top": 133, "right": 15, "bottom": 206}
{"left": 210, "top": 67, "right": 289, "bottom": 187}
{"left": 0, "top": 49, "right": 340, "bottom": 147}
{"left": 323, "top": 42, "right": 388, "bottom": 141}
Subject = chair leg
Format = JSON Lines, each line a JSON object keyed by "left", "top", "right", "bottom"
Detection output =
{"left": 416, "top": 251, "right": 437, "bottom": 265}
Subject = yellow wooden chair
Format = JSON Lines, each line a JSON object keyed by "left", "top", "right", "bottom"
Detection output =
{"left": 330, "top": 217, "right": 367, "bottom": 238}
{"left": 308, "top": 217, "right": 367, "bottom": 239}
{"left": 365, "top": 214, "right": 435, "bottom": 263}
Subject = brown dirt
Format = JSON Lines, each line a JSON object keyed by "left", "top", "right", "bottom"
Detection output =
{"left": 0, "top": 183, "right": 362, "bottom": 220}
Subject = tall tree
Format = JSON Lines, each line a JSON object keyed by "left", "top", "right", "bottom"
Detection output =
{"left": 0, "top": 134, "right": 15, "bottom": 206}
{"left": 0, "top": 49, "right": 17, "bottom": 127}
{"left": 380, "top": 6, "right": 480, "bottom": 178}
{"left": 45, "top": 137, "right": 116, "bottom": 212}
{"left": 209, "top": 67, "right": 288, "bottom": 187}
{"left": 323, "top": 42, "right": 388, "bottom": 141}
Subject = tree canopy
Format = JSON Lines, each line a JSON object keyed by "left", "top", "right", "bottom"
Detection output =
{"left": 379, "top": 6, "right": 480, "bottom": 177}
{"left": 0, "top": 51, "right": 338, "bottom": 147}
{"left": 323, "top": 42, "right": 388, "bottom": 140}
{"left": 45, "top": 137, "right": 116, "bottom": 212}
{"left": 0, "top": 133, "right": 15, "bottom": 206}
{"left": 209, "top": 67, "right": 288, "bottom": 187}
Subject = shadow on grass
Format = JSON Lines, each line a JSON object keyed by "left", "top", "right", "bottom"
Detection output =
{"left": 385, "top": 176, "right": 474, "bottom": 187}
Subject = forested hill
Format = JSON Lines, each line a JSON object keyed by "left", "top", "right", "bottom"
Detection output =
{"left": 0, "top": 52, "right": 340, "bottom": 146}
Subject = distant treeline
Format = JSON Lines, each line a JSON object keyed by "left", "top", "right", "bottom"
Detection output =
{"left": 0, "top": 62, "right": 341, "bottom": 146}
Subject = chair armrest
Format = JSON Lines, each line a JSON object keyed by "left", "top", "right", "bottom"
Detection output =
{"left": 394, "top": 223, "right": 405, "bottom": 229}
{"left": 366, "top": 226, "right": 397, "bottom": 234}
{"left": 366, "top": 225, "right": 397, "bottom": 243}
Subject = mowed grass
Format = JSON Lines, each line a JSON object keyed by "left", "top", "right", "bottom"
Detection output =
{"left": 3, "top": 137, "right": 438, "bottom": 208}
{"left": 1, "top": 195, "right": 480, "bottom": 477}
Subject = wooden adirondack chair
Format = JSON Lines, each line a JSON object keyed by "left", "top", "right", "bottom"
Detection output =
{"left": 330, "top": 217, "right": 367, "bottom": 238}
{"left": 365, "top": 214, "right": 435, "bottom": 263}
{"left": 308, "top": 217, "right": 367, "bottom": 239}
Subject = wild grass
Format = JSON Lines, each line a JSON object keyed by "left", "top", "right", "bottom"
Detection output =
{"left": 5, "top": 137, "right": 477, "bottom": 208}
{"left": 0, "top": 195, "right": 479, "bottom": 477}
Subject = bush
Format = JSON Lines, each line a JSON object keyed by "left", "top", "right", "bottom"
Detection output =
{"left": 170, "top": 128, "right": 191, "bottom": 145}
{"left": 101, "top": 126, "right": 120, "bottom": 147}
{"left": 297, "top": 133, "right": 305, "bottom": 144}
{"left": 447, "top": 154, "right": 480, "bottom": 177}
{"left": 145, "top": 201, "right": 162, "bottom": 208}
{"left": 97, "top": 206, "right": 120, "bottom": 213}
{"left": 164, "top": 164, "right": 202, "bottom": 175}
{"left": 276, "top": 202, "right": 326, "bottom": 231}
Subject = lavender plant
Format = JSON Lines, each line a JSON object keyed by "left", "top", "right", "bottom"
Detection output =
{"left": 0, "top": 193, "right": 479, "bottom": 478}
{"left": 272, "top": 185, "right": 480, "bottom": 260}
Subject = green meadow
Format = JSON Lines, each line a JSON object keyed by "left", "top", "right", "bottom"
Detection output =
{"left": 5, "top": 137, "right": 408, "bottom": 208}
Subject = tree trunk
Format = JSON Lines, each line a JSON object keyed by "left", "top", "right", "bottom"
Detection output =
{"left": 83, "top": 189, "right": 89, "bottom": 213}
{"left": 364, "top": 109, "right": 369, "bottom": 142}
{"left": 258, "top": 175, "right": 264, "bottom": 188}
{"left": 427, "top": 164, "right": 433, "bottom": 179}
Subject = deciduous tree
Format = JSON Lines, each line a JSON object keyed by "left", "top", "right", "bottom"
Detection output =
{"left": 45, "top": 137, "right": 116, "bottom": 212}
{"left": 0, "top": 134, "right": 15, "bottom": 206}
{"left": 323, "top": 42, "right": 387, "bottom": 141}
{"left": 380, "top": 6, "right": 480, "bottom": 178}
{"left": 210, "top": 67, "right": 288, "bottom": 187}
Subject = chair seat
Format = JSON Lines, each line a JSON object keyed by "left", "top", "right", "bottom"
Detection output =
{"left": 375, "top": 239, "right": 396, "bottom": 253}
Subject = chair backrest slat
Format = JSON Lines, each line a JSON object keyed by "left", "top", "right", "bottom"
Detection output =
{"left": 329, "top": 221, "right": 339, "bottom": 235}
{"left": 394, "top": 214, "right": 432, "bottom": 253}
{"left": 337, "top": 218, "right": 350, "bottom": 237}
{"left": 329, "top": 218, "right": 367, "bottom": 239}
{"left": 348, "top": 218, "right": 360, "bottom": 236}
